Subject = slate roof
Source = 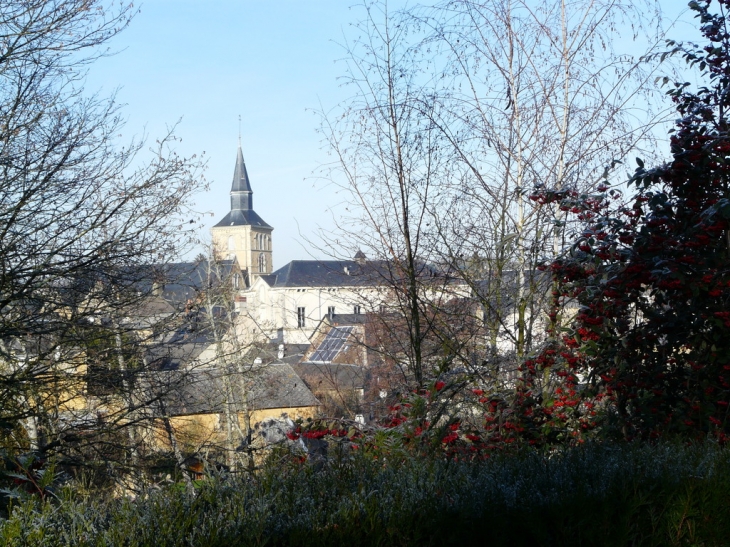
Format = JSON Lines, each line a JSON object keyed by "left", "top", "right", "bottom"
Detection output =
{"left": 244, "top": 342, "right": 312, "bottom": 367}
{"left": 133, "top": 260, "right": 237, "bottom": 305}
{"left": 214, "top": 209, "right": 272, "bottom": 228}
{"left": 153, "top": 364, "right": 319, "bottom": 416}
{"left": 261, "top": 260, "right": 390, "bottom": 288}
{"left": 292, "top": 363, "right": 365, "bottom": 392}
{"left": 230, "top": 146, "right": 252, "bottom": 193}
{"left": 213, "top": 146, "right": 272, "bottom": 229}
{"left": 144, "top": 310, "right": 221, "bottom": 370}
{"left": 132, "top": 296, "right": 176, "bottom": 318}
{"left": 258, "top": 256, "right": 455, "bottom": 289}
{"left": 145, "top": 334, "right": 213, "bottom": 371}
{"left": 326, "top": 313, "right": 369, "bottom": 325}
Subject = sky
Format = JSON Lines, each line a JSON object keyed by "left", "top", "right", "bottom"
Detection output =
{"left": 84, "top": 1, "right": 403, "bottom": 268}
{"left": 83, "top": 1, "right": 695, "bottom": 270}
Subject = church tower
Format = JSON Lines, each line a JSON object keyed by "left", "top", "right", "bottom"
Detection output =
{"left": 211, "top": 146, "right": 273, "bottom": 284}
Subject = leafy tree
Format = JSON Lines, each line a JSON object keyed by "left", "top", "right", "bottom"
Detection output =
{"left": 527, "top": 0, "right": 730, "bottom": 442}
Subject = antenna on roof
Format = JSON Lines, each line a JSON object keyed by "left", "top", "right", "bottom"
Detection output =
{"left": 238, "top": 114, "right": 241, "bottom": 146}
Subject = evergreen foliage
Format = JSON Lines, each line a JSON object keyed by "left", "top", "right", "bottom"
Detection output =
{"left": 524, "top": 0, "right": 730, "bottom": 442}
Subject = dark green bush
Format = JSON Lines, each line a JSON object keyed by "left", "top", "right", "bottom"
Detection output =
{"left": 2, "top": 442, "right": 730, "bottom": 546}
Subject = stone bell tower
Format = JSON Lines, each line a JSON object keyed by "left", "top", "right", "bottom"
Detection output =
{"left": 211, "top": 145, "right": 273, "bottom": 285}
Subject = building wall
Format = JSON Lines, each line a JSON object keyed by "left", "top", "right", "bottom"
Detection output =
{"left": 240, "top": 283, "right": 387, "bottom": 344}
{"left": 160, "top": 405, "right": 318, "bottom": 451}
{"left": 211, "top": 225, "right": 273, "bottom": 279}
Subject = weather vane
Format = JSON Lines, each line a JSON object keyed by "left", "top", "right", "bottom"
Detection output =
{"left": 238, "top": 114, "right": 241, "bottom": 146}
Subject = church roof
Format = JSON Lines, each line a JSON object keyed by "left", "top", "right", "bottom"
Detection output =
{"left": 213, "top": 145, "right": 271, "bottom": 229}
{"left": 214, "top": 209, "right": 272, "bottom": 228}
{"left": 231, "top": 146, "right": 252, "bottom": 192}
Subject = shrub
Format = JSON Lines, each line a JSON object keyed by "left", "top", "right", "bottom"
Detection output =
{"left": 1, "top": 442, "right": 730, "bottom": 546}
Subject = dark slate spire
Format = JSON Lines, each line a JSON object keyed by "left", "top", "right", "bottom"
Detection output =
{"left": 231, "top": 146, "right": 253, "bottom": 210}
{"left": 214, "top": 145, "right": 272, "bottom": 228}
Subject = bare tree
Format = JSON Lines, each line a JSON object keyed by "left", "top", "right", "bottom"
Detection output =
{"left": 410, "top": 0, "right": 671, "bottom": 363}
{"left": 318, "top": 0, "right": 461, "bottom": 388}
{"left": 317, "top": 0, "right": 674, "bottom": 393}
{"left": 0, "top": 0, "right": 206, "bottom": 487}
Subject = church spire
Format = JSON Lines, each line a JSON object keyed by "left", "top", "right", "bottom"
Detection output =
{"left": 230, "top": 146, "right": 253, "bottom": 211}
{"left": 211, "top": 141, "right": 274, "bottom": 277}
{"left": 212, "top": 144, "right": 271, "bottom": 229}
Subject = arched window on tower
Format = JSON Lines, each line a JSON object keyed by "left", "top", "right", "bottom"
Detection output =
{"left": 228, "top": 235, "right": 235, "bottom": 251}
{"left": 258, "top": 253, "right": 266, "bottom": 273}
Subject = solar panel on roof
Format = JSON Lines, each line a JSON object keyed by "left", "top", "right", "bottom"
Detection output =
{"left": 309, "top": 326, "right": 354, "bottom": 363}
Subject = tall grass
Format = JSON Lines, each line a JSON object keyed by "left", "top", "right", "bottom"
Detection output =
{"left": 2, "top": 442, "right": 730, "bottom": 546}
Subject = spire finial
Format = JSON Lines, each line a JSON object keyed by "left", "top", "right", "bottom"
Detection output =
{"left": 238, "top": 114, "right": 241, "bottom": 146}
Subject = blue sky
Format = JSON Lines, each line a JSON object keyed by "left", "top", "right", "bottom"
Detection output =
{"left": 85, "top": 1, "right": 401, "bottom": 267}
{"left": 84, "top": 1, "right": 694, "bottom": 269}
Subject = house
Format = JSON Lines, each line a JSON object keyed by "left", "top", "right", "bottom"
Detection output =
{"left": 1, "top": 142, "right": 529, "bottom": 476}
{"left": 241, "top": 258, "right": 395, "bottom": 344}
{"left": 151, "top": 363, "right": 319, "bottom": 456}
{"left": 293, "top": 315, "right": 369, "bottom": 420}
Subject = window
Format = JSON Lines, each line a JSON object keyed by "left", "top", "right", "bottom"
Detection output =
{"left": 232, "top": 273, "right": 240, "bottom": 289}
{"left": 227, "top": 235, "right": 235, "bottom": 251}
{"left": 353, "top": 305, "right": 361, "bottom": 315}
{"left": 327, "top": 306, "right": 335, "bottom": 318}
{"left": 258, "top": 253, "right": 266, "bottom": 273}
{"left": 297, "top": 307, "right": 306, "bottom": 328}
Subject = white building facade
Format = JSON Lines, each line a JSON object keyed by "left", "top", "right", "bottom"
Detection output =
{"left": 210, "top": 146, "right": 470, "bottom": 346}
